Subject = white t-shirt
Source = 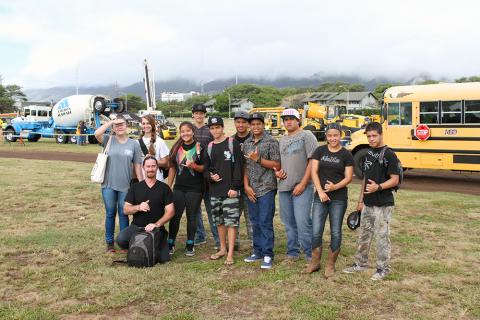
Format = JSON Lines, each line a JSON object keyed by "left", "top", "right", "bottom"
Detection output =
{"left": 139, "top": 135, "right": 169, "bottom": 182}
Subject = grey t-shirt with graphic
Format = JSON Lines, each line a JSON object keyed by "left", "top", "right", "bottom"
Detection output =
{"left": 101, "top": 134, "right": 143, "bottom": 193}
{"left": 278, "top": 130, "right": 318, "bottom": 192}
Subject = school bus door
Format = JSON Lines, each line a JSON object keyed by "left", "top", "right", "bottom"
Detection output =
{"left": 384, "top": 102, "right": 413, "bottom": 147}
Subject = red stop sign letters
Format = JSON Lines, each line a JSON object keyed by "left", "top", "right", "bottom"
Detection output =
{"left": 415, "top": 124, "right": 431, "bottom": 140}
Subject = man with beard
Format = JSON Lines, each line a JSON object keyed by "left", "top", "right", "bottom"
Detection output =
{"left": 116, "top": 156, "right": 175, "bottom": 250}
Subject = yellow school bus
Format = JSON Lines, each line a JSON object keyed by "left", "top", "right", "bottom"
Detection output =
{"left": 345, "top": 82, "right": 480, "bottom": 176}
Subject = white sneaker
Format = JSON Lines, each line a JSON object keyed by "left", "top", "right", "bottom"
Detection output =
{"left": 261, "top": 256, "right": 273, "bottom": 269}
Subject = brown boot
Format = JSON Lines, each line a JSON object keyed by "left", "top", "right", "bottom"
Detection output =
{"left": 303, "top": 247, "right": 322, "bottom": 274}
{"left": 324, "top": 249, "right": 340, "bottom": 278}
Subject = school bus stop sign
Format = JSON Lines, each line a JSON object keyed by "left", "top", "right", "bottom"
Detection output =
{"left": 415, "top": 124, "right": 431, "bottom": 140}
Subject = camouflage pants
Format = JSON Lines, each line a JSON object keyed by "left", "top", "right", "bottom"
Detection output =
{"left": 354, "top": 205, "right": 393, "bottom": 270}
{"left": 211, "top": 196, "right": 240, "bottom": 227}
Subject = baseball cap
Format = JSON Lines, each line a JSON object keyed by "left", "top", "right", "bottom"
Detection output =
{"left": 281, "top": 108, "right": 301, "bottom": 120}
{"left": 207, "top": 116, "right": 224, "bottom": 127}
{"left": 191, "top": 104, "right": 207, "bottom": 113}
{"left": 249, "top": 112, "right": 265, "bottom": 123}
{"left": 234, "top": 110, "right": 249, "bottom": 120}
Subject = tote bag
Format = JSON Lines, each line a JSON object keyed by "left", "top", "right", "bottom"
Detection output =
{"left": 91, "top": 135, "right": 113, "bottom": 183}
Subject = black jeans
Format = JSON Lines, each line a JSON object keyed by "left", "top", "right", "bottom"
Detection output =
{"left": 169, "top": 189, "right": 203, "bottom": 243}
{"left": 116, "top": 224, "right": 143, "bottom": 250}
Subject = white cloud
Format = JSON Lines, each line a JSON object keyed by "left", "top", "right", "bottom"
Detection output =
{"left": 1, "top": 0, "right": 480, "bottom": 88}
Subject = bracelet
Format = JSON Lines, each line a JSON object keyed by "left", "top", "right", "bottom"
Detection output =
{"left": 257, "top": 156, "right": 262, "bottom": 164}
{"left": 377, "top": 184, "right": 383, "bottom": 192}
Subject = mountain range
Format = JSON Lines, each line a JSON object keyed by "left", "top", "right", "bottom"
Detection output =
{"left": 24, "top": 73, "right": 437, "bottom": 102}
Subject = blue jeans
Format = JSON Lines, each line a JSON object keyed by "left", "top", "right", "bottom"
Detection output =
{"left": 247, "top": 190, "right": 276, "bottom": 258}
{"left": 312, "top": 197, "right": 347, "bottom": 251}
{"left": 279, "top": 184, "right": 314, "bottom": 259}
{"left": 195, "top": 191, "right": 219, "bottom": 246}
{"left": 116, "top": 224, "right": 143, "bottom": 249}
{"left": 102, "top": 187, "right": 129, "bottom": 244}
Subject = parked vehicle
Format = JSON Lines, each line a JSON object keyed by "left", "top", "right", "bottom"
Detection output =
{"left": 3, "top": 95, "right": 124, "bottom": 143}
{"left": 345, "top": 82, "right": 480, "bottom": 176}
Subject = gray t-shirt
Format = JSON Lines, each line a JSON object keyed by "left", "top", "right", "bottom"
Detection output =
{"left": 101, "top": 134, "right": 143, "bottom": 193}
{"left": 278, "top": 130, "right": 318, "bottom": 192}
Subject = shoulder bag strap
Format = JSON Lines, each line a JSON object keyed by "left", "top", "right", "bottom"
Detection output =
{"left": 103, "top": 135, "right": 113, "bottom": 155}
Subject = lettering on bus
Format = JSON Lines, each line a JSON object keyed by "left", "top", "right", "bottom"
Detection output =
{"left": 444, "top": 129, "right": 458, "bottom": 135}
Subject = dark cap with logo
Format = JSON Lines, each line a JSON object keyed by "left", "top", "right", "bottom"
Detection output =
{"left": 249, "top": 112, "right": 265, "bottom": 123}
{"left": 233, "top": 110, "right": 249, "bottom": 120}
{"left": 207, "top": 116, "right": 224, "bottom": 127}
{"left": 191, "top": 104, "right": 207, "bottom": 113}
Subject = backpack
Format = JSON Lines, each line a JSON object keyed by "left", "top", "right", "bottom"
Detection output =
{"left": 207, "top": 137, "right": 234, "bottom": 163}
{"left": 127, "top": 227, "right": 170, "bottom": 268}
{"left": 377, "top": 145, "right": 403, "bottom": 192}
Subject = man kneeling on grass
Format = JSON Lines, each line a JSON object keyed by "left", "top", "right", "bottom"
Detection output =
{"left": 116, "top": 156, "right": 175, "bottom": 250}
{"left": 206, "top": 116, "right": 243, "bottom": 265}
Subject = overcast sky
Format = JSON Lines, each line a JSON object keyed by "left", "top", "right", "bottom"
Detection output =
{"left": 1, "top": 0, "right": 479, "bottom": 89}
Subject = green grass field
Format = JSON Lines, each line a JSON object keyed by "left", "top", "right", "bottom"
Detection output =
{"left": 1, "top": 158, "right": 479, "bottom": 319}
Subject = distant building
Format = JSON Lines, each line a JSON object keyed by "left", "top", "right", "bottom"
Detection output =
{"left": 160, "top": 91, "right": 199, "bottom": 102}
{"left": 230, "top": 99, "right": 254, "bottom": 112}
{"left": 203, "top": 99, "right": 216, "bottom": 113}
{"left": 302, "top": 91, "right": 378, "bottom": 111}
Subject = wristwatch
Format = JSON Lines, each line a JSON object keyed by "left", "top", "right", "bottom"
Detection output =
{"left": 377, "top": 184, "right": 383, "bottom": 192}
{"left": 257, "top": 156, "right": 262, "bottom": 164}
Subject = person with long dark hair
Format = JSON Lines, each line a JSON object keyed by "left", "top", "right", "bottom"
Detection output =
{"left": 306, "top": 123, "right": 353, "bottom": 277}
{"left": 167, "top": 121, "right": 206, "bottom": 257}
{"left": 138, "top": 115, "right": 169, "bottom": 182}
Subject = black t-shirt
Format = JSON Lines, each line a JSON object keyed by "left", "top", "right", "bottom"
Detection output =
{"left": 312, "top": 145, "right": 354, "bottom": 201}
{"left": 232, "top": 132, "right": 251, "bottom": 190}
{"left": 125, "top": 180, "right": 173, "bottom": 227}
{"left": 232, "top": 133, "right": 251, "bottom": 151}
{"left": 173, "top": 142, "right": 206, "bottom": 193}
{"left": 206, "top": 138, "right": 243, "bottom": 197}
{"left": 362, "top": 147, "right": 400, "bottom": 207}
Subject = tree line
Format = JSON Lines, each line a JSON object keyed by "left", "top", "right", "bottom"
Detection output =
{"left": 2, "top": 75, "right": 480, "bottom": 115}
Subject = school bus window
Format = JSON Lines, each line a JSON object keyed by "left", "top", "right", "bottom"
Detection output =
{"left": 464, "top": 100, "right": 480, "bottom": 123}
{"left": 400, "top": 102, "right": 412, "bottom": 125}
{"left": 441, "top": 100, "right": 462, "bottom": 124}
{"left": 387, "top": 102, "right": 411, "bottom": 125}
{"left": 420, "top": 101, "right": 439, "bottom": 124}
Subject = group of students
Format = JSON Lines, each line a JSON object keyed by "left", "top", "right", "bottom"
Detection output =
{"left": 94, "top": 104, "right": 400, "bottom": 280}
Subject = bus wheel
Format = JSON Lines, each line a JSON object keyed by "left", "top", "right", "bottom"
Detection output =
{"left": 56, "top": 133, "right": 69, "bottom": 144}
{"left": 4, "top": 128, "right": 17, "bottom": 142}
{"left": 353, "top": 148, "right": 368, "bottom": 178}
{"left": 28, "top": 134, "right": 41, "bottom": 142}
{"left": 88, "top": 135, "right": 98, "bottom": 144}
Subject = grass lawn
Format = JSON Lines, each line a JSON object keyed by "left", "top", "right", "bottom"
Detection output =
{"left": 0, "top": 158, "right": 479, "bottom": 319}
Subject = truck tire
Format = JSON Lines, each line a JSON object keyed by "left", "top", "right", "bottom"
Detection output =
{"left": 69, "top": 135, "right": 78, "bottom": 144}
{"left": 93, "top": 97, "right": 106, "bottom": 114}
{"left": 353, "top": 148, "right": 368, "bottom": 178}
{"left": 28, "top": 134, "right": 41, "bottom": 142}
{"left": 88, "top": 135, "right": 98, "bottom": 144}
{"left": 113, "top": 98, "right": 125, "bottom": 113}
{"left": 4, "top": 128, "right": 17, "bottom": 142}
{"left": 56, "top": 133, "right": 69, "bottom": 144}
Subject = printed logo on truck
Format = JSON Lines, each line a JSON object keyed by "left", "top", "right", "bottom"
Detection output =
{"left": 57, "top": 99, "right": 72, "bottom": 117}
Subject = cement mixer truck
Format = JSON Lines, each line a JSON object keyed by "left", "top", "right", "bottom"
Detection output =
{"left": 4, "top": 95, "right": 124, "bottom": 144}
